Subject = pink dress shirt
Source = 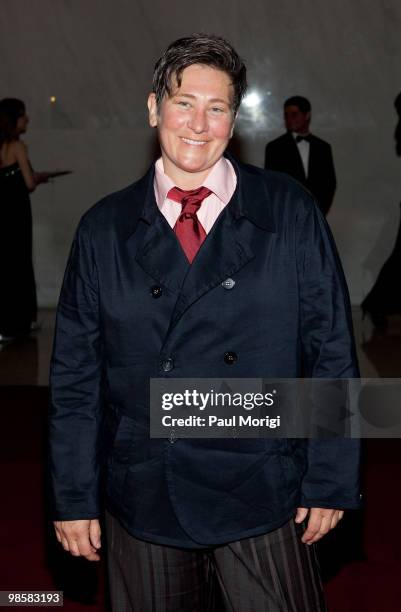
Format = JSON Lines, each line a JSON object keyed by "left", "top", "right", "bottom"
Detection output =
{"left": 153, "top": 156, "right": 237, "bottom": 233}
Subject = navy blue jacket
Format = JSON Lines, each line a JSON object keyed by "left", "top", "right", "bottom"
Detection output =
{"left": 49, "top": 154, "right": 360, "bottom": 548}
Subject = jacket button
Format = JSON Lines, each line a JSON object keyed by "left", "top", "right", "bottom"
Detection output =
{"left": 224, "top": 351, "right": 238, "bottom": 365}
{"left": 150, "top": 285, "right": 163, "bottom": 298}
{"left": 221, "top": 278, "right": 235, "bottom": 290}
{"left": 161, "top": 358, "right": 174, "bottom": 372}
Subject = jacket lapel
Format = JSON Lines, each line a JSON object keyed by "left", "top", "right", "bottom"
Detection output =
{"left": 122, "top": 165, "right": 189, "bottom": 294}
{"left": 169, "top": 155, "right": 276, "bottom": 328}
{"left": 286, "top": 133, "right": 307, "bottom": 182}
{"left": 306, "top": 135, "right": 316, "bottom": 183}
{"left": 169, "top": 205, "right": 253, "bottom": 327}
{"left": 133, "top": 216, "right": 189, "bottom": 294}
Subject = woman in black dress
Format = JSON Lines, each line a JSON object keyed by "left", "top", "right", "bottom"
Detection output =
{"left": 361, "top": 93, "right": 401, "bottom": 329}
{"left": 0, "top": 98, "right": 47, "bottom": 340}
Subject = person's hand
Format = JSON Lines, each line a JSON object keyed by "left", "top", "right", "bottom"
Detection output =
{"left": 34, "top": 170, "right": 73, "bottom": 184}
{"left": 34, "top": 171, "right": 50, "bottom": 184}
{"left": 295, "top": 507, "right": 344, "bottom": 545}
{"left": 54, "top": 519, "right": 101, "bottom": 561}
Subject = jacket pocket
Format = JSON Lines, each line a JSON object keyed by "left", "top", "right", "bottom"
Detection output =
{"left": 106, "top": 412, "right": 137, "bottom": 500}
{"left": 110, "top": 414, "right": 136, "bottom": 465}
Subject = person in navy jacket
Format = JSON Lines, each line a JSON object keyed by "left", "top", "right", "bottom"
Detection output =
{"left": 49, "top": 34, "right": 360, "bottom": 611}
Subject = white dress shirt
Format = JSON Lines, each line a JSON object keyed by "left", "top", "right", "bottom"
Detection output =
{"left": 293, "top": 132, "right": 310, "bottom": 178}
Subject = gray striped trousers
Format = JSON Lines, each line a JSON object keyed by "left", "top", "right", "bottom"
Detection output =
{"left": 106, "top": 512, "right": 327, "bottom": 612}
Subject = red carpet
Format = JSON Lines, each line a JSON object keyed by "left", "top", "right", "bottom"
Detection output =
{"left": 0, "top": 386, "right": 400, "bottom": 611}
{"left": 0, "top": 387, "right": 106, "bottom": 611}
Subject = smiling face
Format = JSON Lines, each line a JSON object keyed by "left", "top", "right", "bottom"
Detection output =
{"left": 148, "top": 64, "right": 235, "bottom": 188}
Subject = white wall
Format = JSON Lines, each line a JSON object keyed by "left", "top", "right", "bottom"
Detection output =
{"left": 1, "top": 0, "right": 400, "bottom": 305}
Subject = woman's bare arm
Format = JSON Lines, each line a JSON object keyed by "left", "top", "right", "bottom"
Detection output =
{"left": 13, "top": 141, "right": 37, "bottom": 191}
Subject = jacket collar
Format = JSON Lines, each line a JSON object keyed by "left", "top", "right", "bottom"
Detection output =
{"left": 121, "top": 151, "right": 276, "bottom": 240}
{"left": 226, "top": 152, "right": 275, "bottom": 232}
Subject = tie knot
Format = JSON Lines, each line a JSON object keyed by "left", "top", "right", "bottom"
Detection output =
{"left": 168, "top": 186, "right": 212, "bottom": 213}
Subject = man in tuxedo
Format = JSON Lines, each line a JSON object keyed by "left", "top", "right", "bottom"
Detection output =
{"left": 49, "top": 35, "right": 360, "bottom": 611}
{"left": 265, "top": 96, "right": 337, "bottom": 216}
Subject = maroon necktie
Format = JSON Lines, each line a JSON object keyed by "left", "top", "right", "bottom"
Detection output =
{"left": 168, "top": 186, "right": 212, "bottom": 263}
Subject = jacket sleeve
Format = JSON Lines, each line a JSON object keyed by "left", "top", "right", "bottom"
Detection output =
{"left": 48, "top": 217, "right": 104, "bottom": 520}
{"left": 296, "top": 200, "right": 361, "bottom": 509}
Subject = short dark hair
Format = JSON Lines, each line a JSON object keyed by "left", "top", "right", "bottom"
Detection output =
{"left": 284, "top": 96, "right": 311, "bottom": 114}
{"left": 152, "top": 33, "right": 247, "bottom": 115}
{"left": 0, "top": 98, "right": 25, "bottom": 144}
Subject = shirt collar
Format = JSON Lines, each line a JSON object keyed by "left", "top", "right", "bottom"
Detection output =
{"left": 154, "top": 156, "right": 236, "bottom": 209}
{"left": 154, "top": 158, "right": 175, "bottom": 206}
{"left": 202, "top": 156, "right": 236, "bottom": 204}
{"left": 122, "top": 152, "right": 276, "bottom": 240}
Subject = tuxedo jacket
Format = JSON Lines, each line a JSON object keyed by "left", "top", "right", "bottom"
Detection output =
{"left": 264, "top": 132, "right": 337, "bottom": 216}
{"left": 49, "top": 153, "right": 360, "bottom": 549}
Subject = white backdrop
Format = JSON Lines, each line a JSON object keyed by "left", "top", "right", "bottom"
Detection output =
{"left": 1, "top": 0, "right": 400, "bottom": 305}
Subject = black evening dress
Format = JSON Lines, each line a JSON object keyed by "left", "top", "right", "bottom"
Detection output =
{"left": 0, "top": 162, "right": 37, "bottom": 336}
{"left": 361, "top": 203, "right": 401, "bottom": 326}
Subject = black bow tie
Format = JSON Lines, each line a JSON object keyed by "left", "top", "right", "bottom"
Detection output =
{"left": 295, "top": 134, "right": 311, "bottom": 143}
